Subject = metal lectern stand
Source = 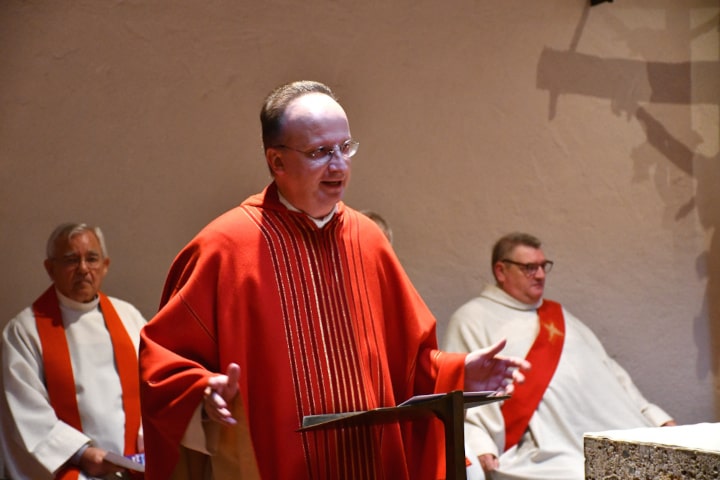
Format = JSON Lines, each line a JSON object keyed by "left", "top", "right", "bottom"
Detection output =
{"left": 299, "top": 390, "right": 507, "bottom": 480}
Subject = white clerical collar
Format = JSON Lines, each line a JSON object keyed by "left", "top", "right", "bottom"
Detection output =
{"left": 481, "top": 284, "right": 544, "bottom": 311}
{"left": 277, "top": 191, "right": 337, "bottom": 228}
{"left": 55, "top": 289, "right": 100, "bottom": 313}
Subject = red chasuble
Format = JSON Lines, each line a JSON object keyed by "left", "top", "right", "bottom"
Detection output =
{"left": 140, "top": 183, "right": 467, "bottom": 480}
{"left": 33, "top": 287, "right": 141, "bottom": 480}
{"left": 500, "top": 299, "right": 565, "bottom": 451}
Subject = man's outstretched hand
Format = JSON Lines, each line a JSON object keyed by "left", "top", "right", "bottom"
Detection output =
{"left": 464, "top": 339, "right": 531, "bottom": 394}
{"left": 203, "top": 362, "right": 240, "bottom": 425}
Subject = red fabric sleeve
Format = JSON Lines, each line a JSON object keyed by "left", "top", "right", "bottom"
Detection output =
{"left": 139, "top": 245, "right": 220, "bottom": 480}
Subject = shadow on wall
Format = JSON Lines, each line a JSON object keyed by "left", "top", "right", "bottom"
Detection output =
{"left": 536, "top": 2, "right": 720, "bottom": 418}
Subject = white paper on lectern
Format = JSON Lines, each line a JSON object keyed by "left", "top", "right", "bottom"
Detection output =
{"left": 399, "top": 391, "right": 499, "bottom": 407}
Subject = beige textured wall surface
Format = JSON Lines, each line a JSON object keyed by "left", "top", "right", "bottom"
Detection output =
{"left": 0, "top": 0, "right": 718, "bottom": 426}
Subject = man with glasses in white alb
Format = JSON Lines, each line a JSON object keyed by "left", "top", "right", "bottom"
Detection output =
{"left": 444, "top": 232, "right": 676, "bottom": 480}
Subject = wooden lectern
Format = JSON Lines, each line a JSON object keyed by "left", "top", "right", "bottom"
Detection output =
{"left": 299, "top": 390, "right": 506, "bottom": 480}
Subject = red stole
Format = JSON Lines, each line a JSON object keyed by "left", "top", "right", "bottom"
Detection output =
{"left": 33, "top": 287, "right": 141, "bottom": 480}
{"left": 500, "top": 299, "right": 565, "bottom": 451}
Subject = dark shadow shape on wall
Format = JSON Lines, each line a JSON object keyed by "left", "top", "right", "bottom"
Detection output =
{"left": 634, "top": 108, "right": 720, "bottom": 420}
{"left": 535, "top": 6, "right": 720, "bottom": 419}
{"left": 537, "top": 48, "right": 719, "bottom": 119}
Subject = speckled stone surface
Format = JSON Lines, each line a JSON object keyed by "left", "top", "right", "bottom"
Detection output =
{"left": 584, "top": 423, "right": 720, "bottom": 480}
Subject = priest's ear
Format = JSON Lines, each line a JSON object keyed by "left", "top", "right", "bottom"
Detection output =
{"left": 266, "top": 147, "right": 286, "bottom": 176}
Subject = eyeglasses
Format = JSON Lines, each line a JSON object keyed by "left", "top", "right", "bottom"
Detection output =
{"left": 501, "top": 259, "right": 554, "bottom": 276}
{"left": 274, "top": 139, "right": 359, "bottom": 164}
{"left": 51, "top": 254, "right": 105, "bottom": 269}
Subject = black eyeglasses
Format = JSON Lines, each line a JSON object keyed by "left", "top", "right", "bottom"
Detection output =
{"left": 501, "top": 259, "right": 554, "bottom": 276}
{"left": 274, "top": 139, "right": 359, "bottom": 165}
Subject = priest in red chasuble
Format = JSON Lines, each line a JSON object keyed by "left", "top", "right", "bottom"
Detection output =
{"left": 139, "top": 80, "right": 530, "bottom": 480}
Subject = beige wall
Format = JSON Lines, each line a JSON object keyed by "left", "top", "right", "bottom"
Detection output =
{"left": 0, "top": 0, "right": 717, "bottom": 426}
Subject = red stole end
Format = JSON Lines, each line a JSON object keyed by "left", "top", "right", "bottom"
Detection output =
{"left": 33, "top": 287, "right": 141, "bottom": 480}
{"left": 500, "top": 299, "right": 565, "bottom": 452}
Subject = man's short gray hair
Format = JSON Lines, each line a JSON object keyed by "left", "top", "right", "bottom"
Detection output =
{"left": 46, "top": 223, "right": 108, "bottom": 259}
